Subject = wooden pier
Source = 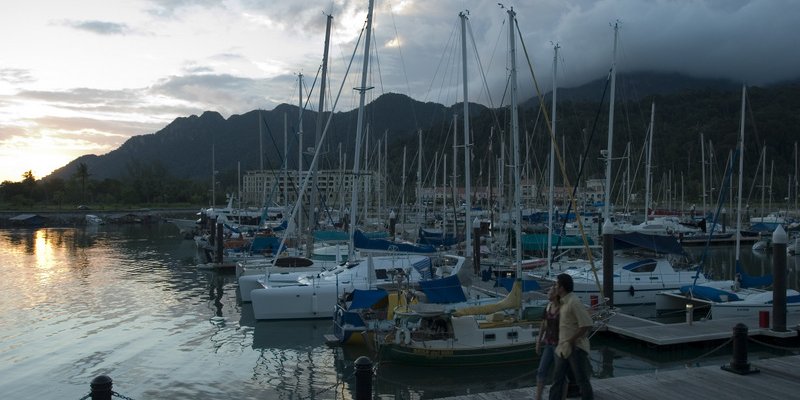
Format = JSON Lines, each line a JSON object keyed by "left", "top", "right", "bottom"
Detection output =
{"left": 600, "top": 311, "right": 800, "bottom": 346}
{"left": 436, "top": 355, "right": 800, "bottom": 399}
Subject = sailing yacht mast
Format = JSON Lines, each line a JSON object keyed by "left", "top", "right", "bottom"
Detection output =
{"left": 211, "top": 144, "right": 216, "bottom": 207}
{"left": 604, "top": 22, "right": 619, "bottom": 225}
{"left": 735, "top": 85, "right": 746, "bottom": 266}
{"left": 701, "top": 133, "right": 706, "bottom": 218}
{"left": 348, "top": 0, "right": 375, "bottom": 259}
{"left": 460, "top": 11, "right": 473, "bottom": 257}
{"left": 759, "top": 146, "right": 766, "bottom": 221}
{"left": 508, "top": 7, "right": 522, "bottom": 270}
{"left": 297, "top": 74, "right": 304, "bottom": 241}
{"left": 644, "top": 101, "right": 654, "bottom": 222}
{"left": 401, "top": 145, "right": 407, "bottom": 225}
{"left": 311, "top": 13, "right": 333, "bottom": 232}
{"left": 417, "top": 129, "right": 422, "bottom": 226}
{"left": 547, "top": 44, "right": 559, "bottom": 273}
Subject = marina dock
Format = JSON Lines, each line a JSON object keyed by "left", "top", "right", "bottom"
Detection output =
{"left": 427, "top": 310, "right": 800, "bottom": 399}
{"left": 436, "top": 354, "right": 800, "bottom": 399}
{"left": 601, "top": 311, "right": 800, "bottom": 345}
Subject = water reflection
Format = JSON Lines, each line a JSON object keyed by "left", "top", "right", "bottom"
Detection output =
{"left": 685, "top": 245, "right": 798, "bottom": 283}
{"left": 373, "top": 358, "right": 536, "bottom": 399}
{"left": 1, "top": 224, "right": 798, "bottom": 400}
{"left": 250, "top": 316, "right": 338, "bottom": 399}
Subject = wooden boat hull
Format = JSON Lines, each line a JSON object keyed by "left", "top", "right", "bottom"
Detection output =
{"left": 378, "top": 340, "right": 536, "bottom": 366}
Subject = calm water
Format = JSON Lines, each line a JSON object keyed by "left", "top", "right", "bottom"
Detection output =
{"left": 0, "top": 224, "right": 797, "bottom": 399}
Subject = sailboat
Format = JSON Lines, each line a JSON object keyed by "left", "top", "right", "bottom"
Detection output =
{"left": 371, "top": 8, "right": 544, "bottom": 366}
{"left": 655, "top": 86, "right": 800, "bottom": 318}
{"left": 242, "top": 0, "right": 464, "bottom": 320}
{"left": 535, "top": 24, "right": 708, "bottom": 306}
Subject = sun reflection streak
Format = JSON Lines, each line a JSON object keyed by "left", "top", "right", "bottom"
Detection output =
{"left": 33, "top": 230, "right": 56, "bottom": 285}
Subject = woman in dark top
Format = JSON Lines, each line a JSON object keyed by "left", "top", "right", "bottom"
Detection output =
{"left": 535, "top": 286, "right": 560, "bottom": 400}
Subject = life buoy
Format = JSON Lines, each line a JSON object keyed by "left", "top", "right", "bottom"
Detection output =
{"left": 395, "top": 328, "right": 412, "bottom": 345}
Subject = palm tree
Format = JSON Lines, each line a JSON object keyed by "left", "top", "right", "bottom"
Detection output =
{"left": 74, "top": 163, "right": 90, "bottom": 203}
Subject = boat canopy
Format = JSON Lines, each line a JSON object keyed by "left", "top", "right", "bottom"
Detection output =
{"left": 354, "top": 230, "right": 436, "bottom": 253}
{"left": 419, "top": 275, "right": 466, "bottom": 304}
{"left": 348, "top": 288, "right": 389, "bottom": 310}
{"left": 613, "top": 232, "right": 685, "bottom": 255}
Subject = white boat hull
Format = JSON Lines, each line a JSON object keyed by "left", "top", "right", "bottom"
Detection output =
{"left": 542, "top": 256, "right": 707, "bottom": 306}
{"left": 248, "top": 255, "right": 464, "bottom": 320}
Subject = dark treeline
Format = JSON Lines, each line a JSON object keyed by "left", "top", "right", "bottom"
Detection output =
{"left": 0, "top": 161, "right": 217, "bottom": 209}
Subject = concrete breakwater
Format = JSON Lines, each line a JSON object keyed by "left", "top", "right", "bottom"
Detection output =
{"left": 0, "top": 208, "right": 199, "bottom": 228}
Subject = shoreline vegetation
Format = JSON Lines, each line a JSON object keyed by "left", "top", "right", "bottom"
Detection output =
{"left": 0, "top": 206, "right": 200, "bottom": 228}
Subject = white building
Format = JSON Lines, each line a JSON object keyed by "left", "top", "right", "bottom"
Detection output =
{"left": 241, "top": 169, "right": 385, "bottom": 211}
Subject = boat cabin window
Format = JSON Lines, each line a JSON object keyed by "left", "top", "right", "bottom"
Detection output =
{"left": 375, "top": 269, "right": 388, "bottom": 279}
{"left": 484, "top": 333, "right": 496, "bottom": 342}
{"left": 507, "top": 331, "right": 518, "bottom": 340}
{"left": 623, "top": 259, "right": 657, "bottom": 273}
{"left": 629, "top": 262, "right": 656, "bottom": 273}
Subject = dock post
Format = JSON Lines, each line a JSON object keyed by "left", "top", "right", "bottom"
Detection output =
{"left": 89, "top": 375, "right": 113, "bottom": 400}
{"left": 388, "top": 210, "right": 396, "bottom": 238}
{"left": 721, "top": 323, "right": 759, "bottom": 375}
{"left": 215, "top": 223, "right": 224, "bottom": 263}
{"left": 354, "top": 356, "right": 373, "bottom": 400}
{"left": 602, "top": 220, "right": 614, "bottom": 307}
{"left": 472, "top": 217, "right": 481, "bottom": 275}
{"left": 772, "top": 225, "right": 788, "bottom": 332}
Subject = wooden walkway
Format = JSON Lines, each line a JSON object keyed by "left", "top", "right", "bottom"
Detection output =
{"left": 601, "top": 311, "right": 800, "bottom": 345}
{"left": 435, "top": 355, "right": 800, "bottom": 399}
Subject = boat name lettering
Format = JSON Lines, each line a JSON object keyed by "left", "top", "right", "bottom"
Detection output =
{"left": 412, "top": 348, "right": 453, "bottom": 358}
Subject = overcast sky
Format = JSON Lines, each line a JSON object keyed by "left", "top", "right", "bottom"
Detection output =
{"left": 1, "top": 0, "right": 797, "bottom": 183}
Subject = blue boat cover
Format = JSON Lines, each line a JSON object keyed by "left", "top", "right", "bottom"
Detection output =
{"left": 679, "top": 285, "right": 741, "bottom": 302}
{"left": 749, "top": 222, "right": 781, "bottom": 233}
{"left": 353, "top": 230, "right": 436, "bottom": 253}
{"left": 496, "top": 278, "right": 541, "bottom": 292}
{"left": 418, "top": 228, "right": 460, "bottom": 247}
{"left": 613, "top": 232, "right": 685, "bottom": 255}
{"left": 348, "top": 289, "right": 389, "bottom": 309}
{"left": 272, "top": 220, "right": 288, "bottom": 232}
{"left": 735, "top": 261, "right": 772, "bottom": 288}
{"left": 250, "top": 236, "right": 284, "bottom": 254}
{"left": 419, "top": 275, "right": 467, "bottom": 303}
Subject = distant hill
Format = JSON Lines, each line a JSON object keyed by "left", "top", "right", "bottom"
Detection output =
{"left": 46, "top": 92, "right": 475, "bottom": 182}
{"left": 521, "top": 71, "right": 741, "bottom": 107}
{"left": 44, "top": 71, "right": 800, "bottom": 204}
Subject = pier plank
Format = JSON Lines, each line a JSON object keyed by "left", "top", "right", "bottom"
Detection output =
{"left": 434, "top": 355, "right": 800, "bottom": 400}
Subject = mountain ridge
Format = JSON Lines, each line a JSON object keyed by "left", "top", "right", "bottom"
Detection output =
{"left": 44, "top": 71, "right": 799, "bottom": 204}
